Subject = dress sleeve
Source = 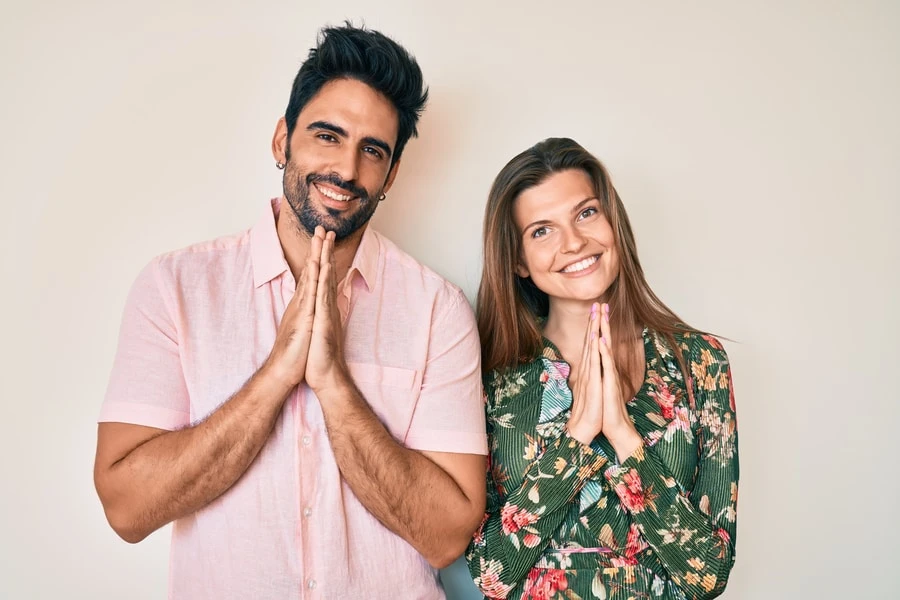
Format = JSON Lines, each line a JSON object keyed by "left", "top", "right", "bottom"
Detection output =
{"left": 466, "top": 380, "right": 608, "bottom": 599}
{"left": 604, "top": 334, "right": 739, "bottom": 599}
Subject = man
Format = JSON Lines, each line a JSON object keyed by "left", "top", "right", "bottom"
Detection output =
{"left": 94, "top": 23, "right": 487, "bottom": 599}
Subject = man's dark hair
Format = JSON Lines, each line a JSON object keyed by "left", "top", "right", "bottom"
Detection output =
{"left": 284, "top": 22, "right": 428, "bottom": 166}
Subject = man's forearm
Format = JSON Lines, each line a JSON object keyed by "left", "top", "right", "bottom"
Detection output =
{"left": 316, "top": 376, "right": 482, "bottom": 568}
{"left": 96, "top": 366, "right": 293, "bottom": 542}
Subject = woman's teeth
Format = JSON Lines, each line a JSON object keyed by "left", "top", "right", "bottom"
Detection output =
{"left": 561, "top": 255, "right": 599, "bottom": 273}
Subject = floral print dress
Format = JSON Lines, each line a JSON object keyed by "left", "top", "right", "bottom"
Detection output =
{"left": 466, "top": 330, "right": 738, "bottom": 600}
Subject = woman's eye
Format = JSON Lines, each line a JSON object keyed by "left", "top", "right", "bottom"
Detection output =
{"left": 578, "top": 207, "right": 598, "bottom": 220}
{"left": 531, "top": 227, "right": 548, "bottom": 239}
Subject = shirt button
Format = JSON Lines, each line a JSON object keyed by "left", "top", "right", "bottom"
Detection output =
{"left": 303, "top": 506, "right": 312, "bottom": 518}
{"left": 307, "top": 579, "right": 317, "bottom": 590}
{"left": 301, "top": 435, "right": 311, "bottom": 446}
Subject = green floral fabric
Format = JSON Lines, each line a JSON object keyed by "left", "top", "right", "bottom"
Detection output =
{"left": 467, "top": 330, "right": 738, "bottom": 600}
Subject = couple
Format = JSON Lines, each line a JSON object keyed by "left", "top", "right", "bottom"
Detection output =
{"left": 94, "top": 22, "right": 738, "bottom": 600}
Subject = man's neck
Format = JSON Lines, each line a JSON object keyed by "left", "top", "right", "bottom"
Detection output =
{"left": 275, "top": 200, "right": 364, "bottom": 285}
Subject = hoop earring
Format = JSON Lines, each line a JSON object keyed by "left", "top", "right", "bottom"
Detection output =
{"left": 276, "top": 162, "right": 285, "bottom": 170}
{"left": 377, "top": 193, "right": 386, "bottom": 201}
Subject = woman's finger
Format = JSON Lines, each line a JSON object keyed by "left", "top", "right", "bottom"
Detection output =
{"left": 598, "top": 303, "right": 617, "bottom": 397}
{"left": 573, "top": 303, "right": 597, "bottom": 405}
{"left": 578, "top": 303, "right": 596, "bottom": 379}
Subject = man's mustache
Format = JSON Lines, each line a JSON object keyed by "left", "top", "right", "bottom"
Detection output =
{"left": 307, "top": 173, "right": 369, "bottom": 201}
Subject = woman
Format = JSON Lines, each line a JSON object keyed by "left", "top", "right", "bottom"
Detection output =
{"left": 467, "top": 138, "right": 738, "bottom": 599}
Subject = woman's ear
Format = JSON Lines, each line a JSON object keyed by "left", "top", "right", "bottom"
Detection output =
{"left": 515, "top": 262, "right": 530, "bottom": 278}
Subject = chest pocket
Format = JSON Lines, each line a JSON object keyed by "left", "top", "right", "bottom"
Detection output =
{"left": 347, "top": 362, "right": 420, "bottom": 444}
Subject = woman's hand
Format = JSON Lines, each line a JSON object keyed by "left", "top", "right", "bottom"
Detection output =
{"left": 566, "top": 303, "right": 604, "bottom": 445}
{"left": 597, "top": 303, "right": 642, "bottom": 460}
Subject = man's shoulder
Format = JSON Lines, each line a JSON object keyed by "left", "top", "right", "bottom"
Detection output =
{"left": 151, "top": 228, "right": 253, "bottom": 278}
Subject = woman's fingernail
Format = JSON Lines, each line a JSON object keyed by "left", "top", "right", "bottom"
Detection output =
{"left": 600, "top": 335, "right": 607, "bottom": 346}
{"left": 591, "top": 332, "right": 596, "bottom": 339}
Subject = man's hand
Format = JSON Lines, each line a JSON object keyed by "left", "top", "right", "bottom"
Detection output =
{"left": 305, "top": 227, "right": 350, "bottom": 392}
{"left": 263, "top": 227, "right": 324, "bottom": 388}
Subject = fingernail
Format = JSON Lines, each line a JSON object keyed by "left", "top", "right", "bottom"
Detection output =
{"left": 604, "top": 303, "right": 610, "bottom": 314}
{"left": 591, "top": 332, "right": 596, "bottom": 339}
{"left": 600, "top": 335, "right": 607, "bottom": 346}
{"left": 604, "top": 313, "right": 609, "bottom": 323}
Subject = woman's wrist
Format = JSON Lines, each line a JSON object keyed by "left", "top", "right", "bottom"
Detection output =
{"left": 605, "top": 424, "right": 642, "bottom": 462}
{"left": 565, "top": 422, "right": 597, "bottom": 446}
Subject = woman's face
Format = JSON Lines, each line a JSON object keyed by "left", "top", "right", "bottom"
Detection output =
{"left": 513, "top": 168, "right": 619, "bottom": 304}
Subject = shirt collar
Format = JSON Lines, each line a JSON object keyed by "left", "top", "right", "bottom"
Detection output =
{"left": 250, "top": 197, "right": 379, "bottom": 291}
{"left": 250, "top": 198, "right": 289, "bottom": 288}
{"left": 348, "top": 225, "right": 378, "bottom": 292}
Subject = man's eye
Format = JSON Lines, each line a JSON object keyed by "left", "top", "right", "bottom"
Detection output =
{"left": 317, "top": 134, "right": 337, "bottom": 142}
{"left": 364, "top": 147, "right": 383, "bottom": 159}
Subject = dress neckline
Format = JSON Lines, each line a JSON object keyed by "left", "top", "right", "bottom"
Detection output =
{"left": 540, "top": 327, "right": 655, "bottom": 404}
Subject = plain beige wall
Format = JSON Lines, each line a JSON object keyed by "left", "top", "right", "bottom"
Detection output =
{"left": 2, "top": 1, "right": 898, "bottom": 598}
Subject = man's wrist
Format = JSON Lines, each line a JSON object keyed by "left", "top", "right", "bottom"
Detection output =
{"left": 309, "top": 364, "right": 354, "bottom": 399}
{"left": 257, "top": 360, "right": 299, "bottom": 398}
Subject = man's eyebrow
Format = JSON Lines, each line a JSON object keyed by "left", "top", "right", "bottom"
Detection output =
{"left": 362, "top": 136, "right": 393, "bottom": 158}
{"left": 306, "top": 120, "right": 347, "bottom": 137}
{"left": 306, "top": 121, "right": 393, "bottom": 158}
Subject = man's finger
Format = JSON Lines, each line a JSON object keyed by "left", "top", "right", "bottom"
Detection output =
{"left": 315, "top": 231, "right": 335, "bottom": 316}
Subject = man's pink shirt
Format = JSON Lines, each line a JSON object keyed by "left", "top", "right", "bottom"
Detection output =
{"left": 100, "top": 199, "right": 487, "bottom": 599}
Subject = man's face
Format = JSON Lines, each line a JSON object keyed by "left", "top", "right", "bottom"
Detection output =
{"left": 277, "top": 78, "right": 400, "bottom": 242}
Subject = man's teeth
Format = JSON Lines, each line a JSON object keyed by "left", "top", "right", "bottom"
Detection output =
{"left": 561, "top": 255, "right": 599, "bottom": 273}
{"left": 316, "top": 184, "right": 353, "bottom": 201}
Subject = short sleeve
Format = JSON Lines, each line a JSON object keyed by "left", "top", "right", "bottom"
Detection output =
{"left": 403, "top": 288, "right": 487, "bottom": 455}
{"left": 99, "top": 258, "right": 191, "bottom": 430}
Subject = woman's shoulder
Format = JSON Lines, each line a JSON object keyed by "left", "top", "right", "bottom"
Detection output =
{"left": 482, "top": 348, "right": 552, "bottom": 407}
{"left": 648, "top": 328, "right": 729, "bottom": 364}
{"left": 651, "top": 329, "right": 732, "bottom": 409}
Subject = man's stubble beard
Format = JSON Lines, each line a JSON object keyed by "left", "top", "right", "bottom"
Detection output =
{"left": 282, "top": 163, "right": 381, "bottom": 242}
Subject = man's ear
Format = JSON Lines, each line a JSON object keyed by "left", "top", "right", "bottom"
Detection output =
{"left": 382, "top": 159, "right": 401, "bottom": 194}
{"left": 272, "top": 117, "right": 288, "bottom": 164}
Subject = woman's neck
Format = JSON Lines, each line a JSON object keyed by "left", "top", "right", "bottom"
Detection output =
{"left": 543, "top": 297, "right": 646, "bottom": 396}
{"left": 542, "top": 298, "right": 599, "bottom": 364}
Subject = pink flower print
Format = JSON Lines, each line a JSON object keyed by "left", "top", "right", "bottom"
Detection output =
{"left": 500, "top": 504, "right": 539, "bottom": 535}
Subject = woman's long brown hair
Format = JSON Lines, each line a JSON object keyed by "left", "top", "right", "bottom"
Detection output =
{"left": 477, "top": 137, "right": 703, "bottom": 397}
